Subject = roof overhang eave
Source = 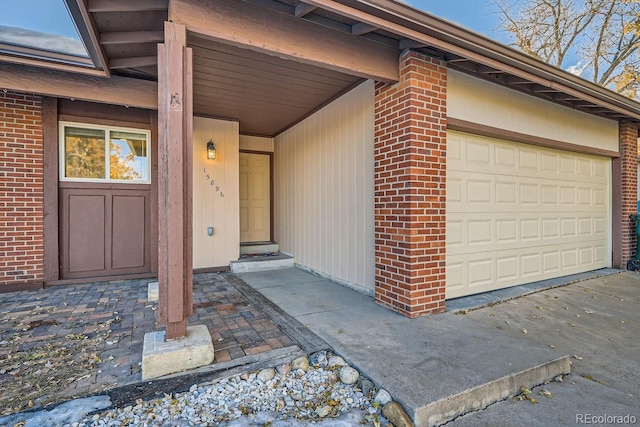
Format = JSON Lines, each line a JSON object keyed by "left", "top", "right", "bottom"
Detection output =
{"left": 348, "top": 0, "right": 640, "bottom": 123}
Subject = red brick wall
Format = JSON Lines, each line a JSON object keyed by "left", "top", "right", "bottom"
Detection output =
{"left": 374, "top": 51, "right": 447, "bottom": 317}
{"left": 0, "top": 91, "right": 44, "bottom": 288}
{"left": 619, "top": 121, "right": 638, "bottom": 266}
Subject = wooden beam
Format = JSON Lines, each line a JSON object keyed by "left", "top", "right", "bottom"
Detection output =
{"left": 169, "top": 0, "right": 399, "bottom": 82}
{"left": 88, "top": 0, "right": 168, "bottom": 12}
{"left": 157, "top": 21, "right": 193, "bottom": 340}
{"left": 478, "top": 65, "right": 504, "bottom": 74}
{"left": 295, "top": 3, "right": 317, "bottom": 18}
{"left": 0, "top": 52, "right": 102, "bottom": 76}
{"left": 101, "top": 31, "right": 165, "bottom": 45}
{"left": 110, "top": 56, "right": 158, "bottom": 69}
{"left": 399, "top": 39, "right": 427, "bottom": 50}
{"left": 0, "top": 63, "right": 157, "bottom": 109}
{"left": 43, "top": 97, "right": 60, "bottom": 284}
{"left": 351, "top": 22, "right": 378, "bottom": 36}
{"left": 65, "top": 0, "right": 110, "bottom": 76}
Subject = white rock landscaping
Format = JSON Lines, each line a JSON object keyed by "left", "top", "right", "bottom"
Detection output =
{"left": 70, "top": 351, "right": 400, "bottom": 427}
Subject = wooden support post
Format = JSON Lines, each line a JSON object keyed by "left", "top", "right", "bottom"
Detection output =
{"left": 157, "top": 21, "right": 194, "bottom": 340}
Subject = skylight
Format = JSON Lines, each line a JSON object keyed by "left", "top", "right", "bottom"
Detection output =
{"left": 0, "top": 0, "right": 93, "bottom": 68}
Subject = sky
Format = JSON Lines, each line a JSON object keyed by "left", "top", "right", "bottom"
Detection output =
{"left": 404, "top": 1, "right": 580, "bottom": 72}
{"left": 406, "top": 0, "right": 504, "bottom": 41}
{"left": 0, "top": 0, "right": 87, "bottom": 56}
{"left": 0, "top": 0, "right": 80, "bottom": 39}
{"left": 0, "top": 0, "right": 501, "bottom": 42}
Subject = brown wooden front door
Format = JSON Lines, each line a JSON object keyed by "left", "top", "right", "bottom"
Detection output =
{"left": 59, "top": 183, "right": 151, "bottom": 280}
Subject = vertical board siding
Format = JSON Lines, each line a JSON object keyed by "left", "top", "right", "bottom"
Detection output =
{"left": 274, "top": 81, "right": 375, "bottom": 291}
{"left": 192, "top": 117, "right": 240, "bottom": 268}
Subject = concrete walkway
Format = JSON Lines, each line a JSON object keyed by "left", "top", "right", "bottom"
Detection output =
{"left": 237, "top": 268, "right": 639, "bottom": 426}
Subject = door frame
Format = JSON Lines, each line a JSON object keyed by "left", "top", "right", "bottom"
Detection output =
{"left": 42, "top": 98, "right": 158, "bottom": 285}
{"left": 239, "top": 150, "right": 274, "bottom": 243}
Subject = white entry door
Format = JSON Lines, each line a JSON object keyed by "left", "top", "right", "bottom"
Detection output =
{"left": 239, "top": 152, "right": 271, "bottom": 242}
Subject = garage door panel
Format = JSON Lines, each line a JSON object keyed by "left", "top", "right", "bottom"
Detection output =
{"left": 448, "top": 243, "right": 609, "bottom": 298}
{"left": 468, "top": 220, "right": 492, "bottom": 244}
{"left": 447, "top": 213, "right": 607, "bottom": 253}
{"left": 449, "top": 138, "right": 607, "bottom": 184}
{"left": 497, "top": 219, "right": 517, "bottom": 242}
{"left": 469, "top": 259, "right": 493, "bottom": 286}
{"left": 542, "top": 251, "right": 561, "bottom": 273}
{"left": 446, "top": 131, "right": 610, "bottom": 299}
{"left": 448, "top": 173, "right": 607, "bottom": 213}
{"left": 467, "top": 180, "right": 492, "bottom": 203}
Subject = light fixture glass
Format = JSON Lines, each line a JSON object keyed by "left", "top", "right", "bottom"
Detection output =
{"left": 206, "top": 140, "right": 216, "bottom": 160}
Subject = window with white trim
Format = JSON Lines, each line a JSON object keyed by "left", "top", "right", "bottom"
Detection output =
{"left": 59, "top": 122, "right": 151, "bottom": 183}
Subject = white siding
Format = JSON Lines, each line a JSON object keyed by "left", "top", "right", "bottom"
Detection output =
{"left": 274, "top": 80, "right": 375, "bottom": 292}
{"left": 240, "top": 135, "right": 274, "bottom": 152}
{"left": 448, "top": 70, "right": 619, "bottom": 153}
{"left": 192, "top": 117, "right": 240, "bottom": 268}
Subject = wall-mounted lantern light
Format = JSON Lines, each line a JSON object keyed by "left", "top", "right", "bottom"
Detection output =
{"left": 206, "top": 140, "right": 217, "bottom": 160}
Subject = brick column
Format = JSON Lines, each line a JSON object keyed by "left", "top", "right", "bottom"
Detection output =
{"left": 0, "top": 91, "right": 44, "bottom": 289}
{"left": 617, "top": 121, "right": 638, "bottom": 267}
{"left": 374, "top": 51, "right": 447, "bottom": 317}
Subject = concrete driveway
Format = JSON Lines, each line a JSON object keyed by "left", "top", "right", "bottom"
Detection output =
{"left": 451, "top": 271, "right": 639, "bottom": 426}
{"left": 238, "top": 268, "right": 639, "bottom": 426}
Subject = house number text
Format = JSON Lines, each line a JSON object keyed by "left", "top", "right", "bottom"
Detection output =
{"left": 203, "top": 168, "right": 224, "bottom": 197}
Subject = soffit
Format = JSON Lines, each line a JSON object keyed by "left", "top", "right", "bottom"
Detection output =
{"left": 190, "top": 37, "right": 363, "bottom": 136}
{"left": 9, "top": 0, "right": 637, "bottom": 134}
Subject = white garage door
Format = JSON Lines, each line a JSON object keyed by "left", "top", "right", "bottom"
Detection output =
{"left": 446, "top": 131, "right": 611, "bottom": 299}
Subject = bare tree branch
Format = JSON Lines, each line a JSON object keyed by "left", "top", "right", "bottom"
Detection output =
{"left": 490, "top": 0, "right": 640, "bottom": 99}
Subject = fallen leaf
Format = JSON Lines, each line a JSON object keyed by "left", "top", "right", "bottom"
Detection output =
{"left": 538, "top": 389, "right": 553, "bottom": 398}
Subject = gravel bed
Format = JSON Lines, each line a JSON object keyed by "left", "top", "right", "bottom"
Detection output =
{"left": 70, "top": 351, "right": 393, "bottom": 427}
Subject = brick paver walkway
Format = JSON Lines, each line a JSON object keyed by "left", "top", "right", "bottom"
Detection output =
{"left": 0, "top": 272, "right": 294, "bottom": 414}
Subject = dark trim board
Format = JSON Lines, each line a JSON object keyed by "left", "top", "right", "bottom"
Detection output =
{"left": 193, "top": 266, "right": 230, "bottom": 274}
{"left": 45, "top": 272, "right": 157, "bottom": 287}
{"left": 43, "top": 97, "right": 60, "bottom": 283}
{"left": 0, "top": 281, "right": 44, "bottom": 293}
